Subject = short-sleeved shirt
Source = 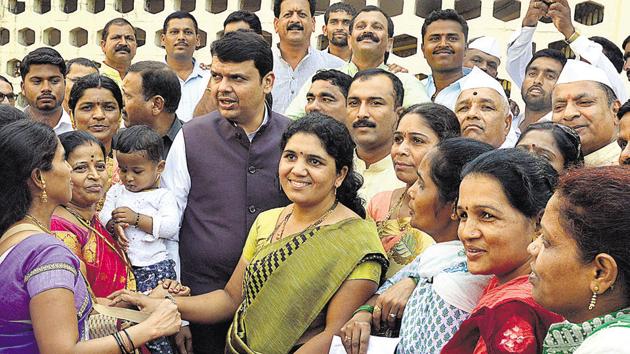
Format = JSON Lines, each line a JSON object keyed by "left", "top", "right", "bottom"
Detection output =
{"left": 242, "top": 207, "right": 381, "bottom": 283}
{"left": 0, "top": 234, "right": 91, "bottom": 352}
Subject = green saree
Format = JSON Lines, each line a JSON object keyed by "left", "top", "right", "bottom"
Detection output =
{"left": 226, "top": 217, "right": 388, "bottom": 354}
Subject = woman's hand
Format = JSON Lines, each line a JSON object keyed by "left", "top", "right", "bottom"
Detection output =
{"left": 372, "top": 277, "right": 416, "bottom": 330}
{"left": 340, "top": 311, "right": 372, "bottom": 354}
{"left": 142, "top": 299, "right": 182, "bottom": 339}
{"left": 108, "top": 289, "right": 162, "bottom": 313}
{"left": 149, "top": 280, "right": 191, "bottom": 298}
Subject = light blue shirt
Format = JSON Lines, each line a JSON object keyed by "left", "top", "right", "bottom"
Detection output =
{"left": 173, "top": 58, "right": 210, "bottom": 122}
{"left": 421, "top": 67, "right": 471, "bottom": 111}
{"left": 271, "top": 45, "right": 344, "bottom": 114}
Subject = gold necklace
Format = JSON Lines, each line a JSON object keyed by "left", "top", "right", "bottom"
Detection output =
{"left": 378, "top": 188, "right": 410, "bottom": 233}
{"left": 24, "top": 214, "right": 52, "bottom": 234}
{"left": 268, "top": 200, "right": 339, "bottom": 242}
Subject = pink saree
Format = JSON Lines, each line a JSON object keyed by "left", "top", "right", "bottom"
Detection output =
{"left": 50, "top": 214, "right": 135, "bottom": 297}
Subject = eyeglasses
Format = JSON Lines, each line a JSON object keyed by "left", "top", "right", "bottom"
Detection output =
{"left": 0, "top": 92, "right": 16, "bottom": 102}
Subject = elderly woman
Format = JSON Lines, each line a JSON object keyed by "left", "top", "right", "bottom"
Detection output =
{"left": 341, "top": 138, "right": 494, "bottom": 354}
{"left": 68, "top": 74, "right": 123, "bottom": 189}
{"left": 50, "top": 131, "right": 134, "bottom": 298}
{"left": 111, "top": 113, "right": 388, "bottom": 353}
{"left": 529, "top": 166, "right": 630, "bottom": 353}
{"left": 367, "top": 103, "right": 460, "bottom": 278}
{"left": 443, "top": 149, "right": 563, "bottom": 353}
{"left": 0, "top": 120, "right": 180, "bottom": 353}
{"left": 516, "top": 122, "right": 584, "bottom": 174}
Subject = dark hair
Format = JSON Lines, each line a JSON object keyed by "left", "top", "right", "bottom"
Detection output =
{"left": 224, "top": 10, "right": 263, "bottom": 35}
{"left": 421, "top": 9, "right": 468, "bottom": 43}
{"left": 617, "top": 99, "right": 630, "bottom": 120}
{"left": 0, "top": 105, "right": 28, "bottom": 128}
{"left": 102, "top": 18, "right": 135, "bottom": 41}
{"left": 351, "top": 68, "right": 404, "bottom": 108}
{"left": 274, "top": 0, "right": 315, "bottom": 18}
{"left": 58, "top": 130, "right": 107, "bottom": 161}
{"left": 517, "top": 122, "right": 584, "bottom": 169}
{"left": 163, "top": 11, "right": 199, "bottom": 34}
{"left": 429, "top": 138, "right": 493, "bottom": 204}
{"left": 556, "top": 166, "right": 630, "bottom": 297}
{"left": 20, "top": 47, "right": 66, "bottom": 79}
{"left": 113, "top": 125, "right": 164, "bottom": 163}
{"left": 399, "top": 103, "right": 461, "bottom": 141}
{"left": 127, "top": 61, "right": 181, "bottom": 114}
{"left": 312, "top": 69, "right": 353, "bottom": 98}
{"left": 590, "top": 36, "right": 624, "bottom": 73}
{"left": 211, "top": 31, "right": 273, "bottom": 80}
{"left": 69, "top": 74, "right": 123, "bottom": 114}
{"left": 280, "top": 112, "right": 365, "bottom": 218}
{"left": 597, "top": 82, "right": 617, "bottom": 106}
{"left": 0, "top": 74, "right": 14, "bottom": 90}
{"left": 349, "top": 5, "right": 394, "bottom": 38}
{"left": 0, "top": 120, "right": 57, "bottom": 235}
{"left": 623, "top": 35, "right": 630, "bottom": 51}
{"left": 526, "top": 48, "right": 567, "bottom": 72}
{"left": 324, "top": 2, "right": 357, "bottom": 24}
{"left": 462, "top": 148, "right": 558, "bottom": 218}
{"left": 66, "top": 57, "right": 99, "bottom": 75}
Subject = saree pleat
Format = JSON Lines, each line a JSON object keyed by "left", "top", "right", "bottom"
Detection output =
{"left": 226, "top": 218, "right": 387, "bottom": 354}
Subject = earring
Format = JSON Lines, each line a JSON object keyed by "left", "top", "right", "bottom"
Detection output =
{"left": 40, "top": 180, "right": 48, "bottom": 204}
{"left": 588, "top": 285, "right": 599, "bottom": 310}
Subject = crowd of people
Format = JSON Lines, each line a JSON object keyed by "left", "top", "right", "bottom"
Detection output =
{"left": 1, "top": 0, "right": 630, "bottom": 353}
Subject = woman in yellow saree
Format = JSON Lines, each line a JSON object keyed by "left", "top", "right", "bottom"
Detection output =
{"left": 111, "top": 113, "right": 388, "bottom": 353}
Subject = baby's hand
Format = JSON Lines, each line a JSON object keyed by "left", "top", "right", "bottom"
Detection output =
{"left": 112, "top": 207, "right": 138, "bottom": 225}
{"left": 114, "top": 223, "right": 130, "bottom": 251}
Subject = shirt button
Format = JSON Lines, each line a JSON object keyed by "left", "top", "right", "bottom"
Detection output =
{"left": 248, "top": 205, "right": 257, "bottom": 214}
{"left": 291, "top": 90, "right": 295, "bottom": 94}
{"left": 235, "top": 132, "right": 242, "bottom": 139}
{"left": 248, "top": 166, "right": 256, "bottom": 174}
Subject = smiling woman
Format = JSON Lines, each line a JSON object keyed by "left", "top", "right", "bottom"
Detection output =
{"left": 443, "top": 148, "right": 563, "bottom": 354}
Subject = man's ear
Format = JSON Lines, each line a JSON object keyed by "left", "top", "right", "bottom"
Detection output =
{"left": 262, "top": 72, "right": 275, "bottom": 95}
{"left": 151, "top": 96, "right": 165, "bottom": 115}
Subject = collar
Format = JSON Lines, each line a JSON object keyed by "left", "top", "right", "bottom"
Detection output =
{"left": 100, "top": 61, "right": 123, "bottom": 80}
{"left": 345, "top": 61, "right": 389, "bottom": 76}
{"left": 354, "top": 152, "right": 393, "bottom": 172}
{"left": 164, "top": 115, "right": 183, "bottom": 142}
{"left": 163, "top": 57, "right": 206, "bottom": 82}
{"left": 246, "top": 105, "right": 269, "bottom": 141}
{"left": 584, "top": 141, "right": 622, "bottom": 167}
{"left": 424, "top": 67, "right": 472, "bottom": 96}
{"left": 544, "top": 308, "right": 630, "bottom": 352}
{"left": 273, "top": 44, "right": 315, "bottom": 65}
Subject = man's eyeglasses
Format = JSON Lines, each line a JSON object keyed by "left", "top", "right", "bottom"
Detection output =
{"left": 0, "top": 92, "right": 17, "bottom": 102}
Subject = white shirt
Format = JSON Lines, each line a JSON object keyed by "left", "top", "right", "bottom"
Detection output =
{"left": 272, "top": 45, "right": 344, "bottom": 114}
{"left": 354, "top": 154, "right": 405, "bottom": 203}
{"left": 162, "top": 106, "right": 269, "bottom": 219}
{"left": 421, "top": 67, "right": 471, "bottom": 111}
{"left": 172, "top": 58, "right": 210, "bottom": 122}
{"left": 54, "top": 109, "right": 74, "bottom": 135}
{"left": 99, "top": 184, "right": 180, "bottom": 268}
{"left": 506, "top": 27, "right": 628, "bottom": 102}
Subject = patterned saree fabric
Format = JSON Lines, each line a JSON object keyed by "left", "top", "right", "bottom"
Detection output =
{"left": 226, "top": 208, "right": 388, "bottom": 353}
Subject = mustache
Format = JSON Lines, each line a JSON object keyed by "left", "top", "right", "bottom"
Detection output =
{"left": 287, "top": 23, "right": 304, "bottom": 31}
{"left": 623, "top": 158, "right": 630, "bottom": 165}
{"left": 433, "top": 47, "right": 454, "bottom": 54}
{"left": 352, "top": 120, "right": 377, "bottom": 128}
{"left": 357, "top": 32, "right": 379, "bottom": 43}
{"left": 115, "top": 45, "right": 131, "bottom": 53}
{"left": 37, "top": 94, "right": 56, "bottom": 100}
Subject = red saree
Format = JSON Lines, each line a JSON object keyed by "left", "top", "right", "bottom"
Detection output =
{"left": 441, "top": 275, "right": 563, "bottom": 354}
{"left": 50, "top": 214, "right": 135, "bottom": 297}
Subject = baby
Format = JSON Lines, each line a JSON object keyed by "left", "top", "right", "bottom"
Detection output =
{"left": 100, "top": 125, "right": 179, "bottom": 353}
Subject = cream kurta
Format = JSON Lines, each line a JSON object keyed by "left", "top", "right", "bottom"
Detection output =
{"left": 354, "top": 154, "right": 405, "bottom": 203}
{"left": 584, "top": 141, "right": 621, "bottom": 167}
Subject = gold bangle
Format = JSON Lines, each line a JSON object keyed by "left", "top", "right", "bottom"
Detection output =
{"left": 566, "top": 31, "right": 580, "bottom": 44}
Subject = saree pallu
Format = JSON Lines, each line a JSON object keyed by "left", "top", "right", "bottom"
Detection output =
{"left": 51, "top": 214, "right": 136, "bottom": 297}
{"left": 226, "top": 218, "right": 388, "bottom": 354}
